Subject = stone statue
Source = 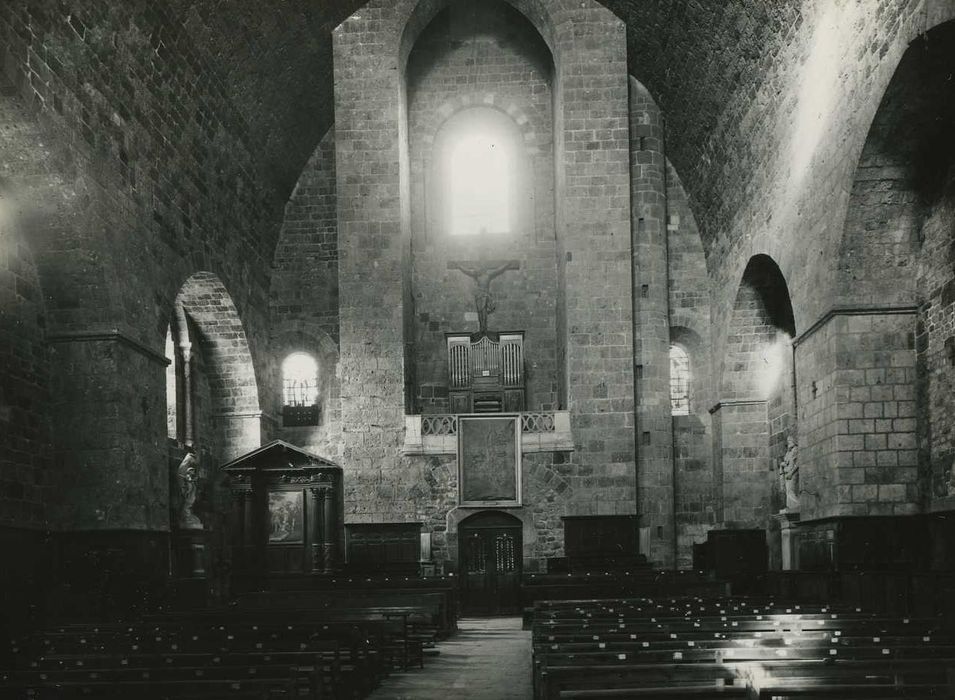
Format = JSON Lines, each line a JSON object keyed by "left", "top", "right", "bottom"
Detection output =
{"left": 449, "top": 260, "right": 520, "bottom": 332}
{"left": 778, "top": 435, "right": 799, "bottom": 512}
{"left": 176, "top": 451, "right": 202, "bottom": 529}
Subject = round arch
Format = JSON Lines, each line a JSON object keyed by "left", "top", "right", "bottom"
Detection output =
{"left": 835, "top": 19, "right": 955, "bottom": 309}
{"left": 720, "top": 254, "right": 796, "bottom": 401}
{"left": 398, "top": 0, "right": 557, "bottom": 73}
{"left": 417, "top": 96, "right": 544, "bottom": 161}
{"left": 174, "top": 271, "right": 262, "bottom": 461}
{"left": 456, "top": 508, "right": 525, "bottom": 614}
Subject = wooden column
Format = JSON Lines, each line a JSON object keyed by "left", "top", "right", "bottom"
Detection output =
{"left": 241, "top": 490, "right": 256, "bottom": 571}
{"left": 309, "top": 487, "right": 324, "bottom": 574}
{"left": 322, "top": 485, "right": 336, "bottom": 573}
{"left": 229, "top": 490, "right": 246, "bottom": 564}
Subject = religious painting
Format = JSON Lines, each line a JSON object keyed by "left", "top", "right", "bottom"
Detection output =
{"left": 458, "top": 415, "right": 521, "bottom": 505}
{"left": 268, "top": 490, "right": 304, "bottom": 543}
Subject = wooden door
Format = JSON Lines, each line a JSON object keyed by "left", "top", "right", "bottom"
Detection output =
{"left": 460, "top": 513, "right": 522, "bottom": 615}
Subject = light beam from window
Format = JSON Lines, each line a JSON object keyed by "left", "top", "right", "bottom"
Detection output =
{"left": 448, "top": 131, "right": 512, "bottom": 236}
{"left": 165, "top": 326, "right": 177, "bottom": 439}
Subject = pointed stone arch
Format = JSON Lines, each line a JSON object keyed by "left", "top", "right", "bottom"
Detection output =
{"left": 714, "top": 254, "right": 796, "bottom": 529}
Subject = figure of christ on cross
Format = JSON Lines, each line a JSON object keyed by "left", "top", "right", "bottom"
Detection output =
{"left": 448, "top": 259, "right": 521, "bottom": 333}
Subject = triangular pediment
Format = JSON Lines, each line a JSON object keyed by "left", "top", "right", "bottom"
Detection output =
{"left": 220, "top": 440, "right": 341, "bottom": 474}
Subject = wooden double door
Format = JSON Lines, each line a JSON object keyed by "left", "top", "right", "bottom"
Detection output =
{"left": 459, "top": 511, "right": 522, "bottom": 615}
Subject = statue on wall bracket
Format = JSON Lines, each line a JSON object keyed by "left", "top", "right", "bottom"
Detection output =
{"left": 448, "top": 259, "right": 520, "bottom": 333}
{"left": 176, "top": 451, "right": 202, "bottom": 529}
{"left": 778, "top": 435, "right": 799, "bottom": 513}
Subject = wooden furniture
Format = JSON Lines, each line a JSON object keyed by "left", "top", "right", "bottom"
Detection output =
{"left": 2, "top": 608, "right": 434, "bottom": 699}
{"left": 222, "top": 440, "right": 344, "bottom": 583}
{"left": 529, "top": 596, "right": 955, "bottom": 699}
{"left": 557, "top": 515, "right": 645, "bottom": 571}
{"left": 346, "top": 522, "right": 423, "bottom": 575}
{"left": 447, "top": 331, "right": 525, "bottom": 413}
{"left": 695, "top": 529, "right": 768, "bottom": 593}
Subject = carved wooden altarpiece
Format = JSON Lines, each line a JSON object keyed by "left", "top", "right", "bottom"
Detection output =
{"left": 222, "top": 440, "right": 344, "bottom": 586}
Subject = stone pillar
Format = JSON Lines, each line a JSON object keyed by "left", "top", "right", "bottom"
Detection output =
{"left": 795, "top": 308, "right": 918, "bottom": 520}
{"left": 711, "top": 400, "right": 770, "bottom": 527}
{"left": 47, "top": 333, "right": 169, "bottom": 533}
{"left": 776, "top": 512, "right": 800, "bottom": 571}
{"left": 179, "top": 342, "right": 194, "bottom": 446}
{"left": 553, "top": 7, "right": 636, "bottom": 524}
{"left": 44, "top": 333, "right": 171, "bottom": 610}
{"left": 174, "top": 531, "right": 206, "bottom": 578}
{"left": 333, "top": 4, "right": 410, "bottom": 521}
{"left": 629, "top": 78, "right": 674, "bottom": 567}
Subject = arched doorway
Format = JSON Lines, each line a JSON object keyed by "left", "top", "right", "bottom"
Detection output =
{"left": 459, "top": 510, "right": 523, "bottom": 615}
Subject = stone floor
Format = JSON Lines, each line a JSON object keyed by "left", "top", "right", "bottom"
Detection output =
{"left": 366, "top": 617, "right": 532, "bottom": 700}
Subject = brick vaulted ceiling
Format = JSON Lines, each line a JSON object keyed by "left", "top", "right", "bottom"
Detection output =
{"left": 171, "top": 0, "right": 804, "bottom": 243}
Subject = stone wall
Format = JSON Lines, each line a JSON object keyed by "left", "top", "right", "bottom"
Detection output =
{"left": 333, "top": 0, "right": 634, "bottom": 565}
{"left": 0, "top": 220, "right": 50, "bottom": 529}
{"left": 630, "top": 77, "right": 673, "bottom": 565}
{"left": 0, "top": 0, "right": 277, "bottom": 558}
{"left": 270, "top": 127, "right": 342, "bottom": 460}
{"left": 406, "top": 2, "right": 558, "bottom": 413}
{"left": 665, "top": 161, "right": 715, "bottom": 566}
{"left": 715, "top": 256, "right": 794, "bottom": 528}
{"left": 919, "top": 171, "right": 955, "bottom": 508}
{"left": 0, "top": 75, "right": 52, "bottom": 529}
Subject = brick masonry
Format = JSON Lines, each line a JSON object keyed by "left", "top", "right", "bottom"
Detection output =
{"left": 630, "top": 77, "right": 673, "bottom": 566}
{"left": 715, "top": 256, "right": 795, "bottom": 528}
{"left": 666, "top": 161, "right": 716, "bottom": 567}
{"left": 333, "top": 0, "right": 636, "bottom": 566}
{"left": 0, "top": 2, "right": 279, "bottom": 537}
{"left": 406, "top": 2, "right": 559, "bottom": 414}
{"left": 2, "top": 0, "right": 955, "bottom": 583}
{"left": 269, "top": 127, "right": 342, "bottom": 460}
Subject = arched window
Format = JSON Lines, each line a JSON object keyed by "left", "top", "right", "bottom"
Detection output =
{"left": 282, "top": 352, "right": 319, "bottom": 427}
{"left": 448, "top": 130, "right": 512, "bottom": 236}
{"left": 435, "top": 107, "right": 521, "bottom": 238}
{"left": 165, "top": 326, "right": 177, "bottom": 439}
{"left": 669, "top": 345, "right": 690, "bottom": 416}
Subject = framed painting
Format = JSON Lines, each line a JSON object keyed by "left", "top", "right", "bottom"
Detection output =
{"left": 458, "top": 414, "right": 521, "bottom": 506}
{"left": 268, "top": 490, "right": 304, "bottom": 543}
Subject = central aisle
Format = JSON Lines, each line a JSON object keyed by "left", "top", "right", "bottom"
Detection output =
{"left": 366, "top": 617, "right": 532, "bottom": 700}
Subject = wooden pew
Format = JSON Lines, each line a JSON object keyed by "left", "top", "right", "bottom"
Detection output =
{"left": 2, "top": 610, "right": 410, "bottom": 699}
{"left": 529, "top": 596, "right": 955, "bottom": 700}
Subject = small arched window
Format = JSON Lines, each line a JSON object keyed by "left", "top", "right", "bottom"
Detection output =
{"left": 669, "top": 345, "right": 690, "bottom": 416}
{"left": 282, "top": 352, "right": 319, "bottom": 427}
{"left": 165, "top": 326, "right": 178, "bottom": 439}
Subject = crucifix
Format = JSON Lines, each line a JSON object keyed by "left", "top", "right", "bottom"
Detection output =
{"left": 448, "top": 259, "right": 520, "bottom": 333}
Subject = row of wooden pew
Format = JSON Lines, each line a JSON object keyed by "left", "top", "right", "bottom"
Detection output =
{"left": 1, "top": 596, "right": 451, "bottom": 699}
{"left": 529, "top": 595, "right": 955, "bottom": 699}
{"left": 521, "top": 569, "right": 727, "bottom": 611}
